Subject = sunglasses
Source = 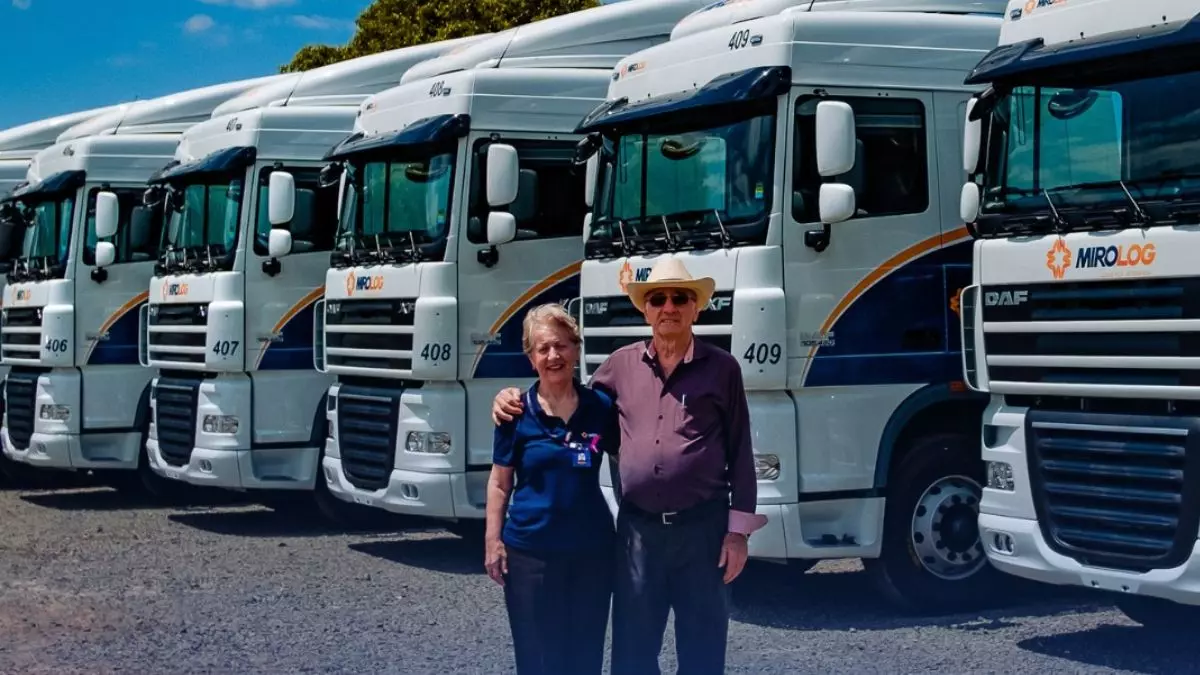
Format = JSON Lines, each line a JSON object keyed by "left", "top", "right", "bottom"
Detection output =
{"left": 647, "top": 291, "right": 694, "bottom": 308}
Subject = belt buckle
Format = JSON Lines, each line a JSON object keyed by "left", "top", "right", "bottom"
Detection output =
{"left": 661, "top": 511, "right": 677, "bottom": 525}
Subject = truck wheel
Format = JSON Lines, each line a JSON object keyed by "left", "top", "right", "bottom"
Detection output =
{"left": 864, "top": 431, "right": 1004, "bottom": 614}
{"left": 1116, "top": 595, "right": 1198, "bottom": 628}
{"left": 112, "top": 424, "right": 175, "bottom": 501}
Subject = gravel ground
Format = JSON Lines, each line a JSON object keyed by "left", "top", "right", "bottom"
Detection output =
{"left": 1, "top": 480, "right": 1196, "bottom": 675}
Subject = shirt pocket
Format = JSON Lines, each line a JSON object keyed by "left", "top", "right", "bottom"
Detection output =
{"left": 674, "top": 391, "right": 721, "bottom": 441}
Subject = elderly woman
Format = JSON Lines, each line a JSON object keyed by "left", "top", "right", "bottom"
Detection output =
{"left": 484, "top": 303, "right": 617, "bottom": 675}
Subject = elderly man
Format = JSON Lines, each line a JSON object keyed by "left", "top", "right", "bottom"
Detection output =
{"left": 491, "top": 257, "right": 765, "bottom": 675}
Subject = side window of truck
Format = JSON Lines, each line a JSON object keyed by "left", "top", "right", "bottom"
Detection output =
{"left": 83, "top": 187, "right": 165, "bottom": 266}
{"left": 253, "top": 168, "right": 340, "bottom": 256}
{"left": 466, "top": 139, "right": 588, "bottom": 244}
{"left": 791, "top": 96, "right": 929, "bottom": 223}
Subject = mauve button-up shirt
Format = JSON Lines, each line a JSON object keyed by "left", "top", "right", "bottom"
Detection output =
{"left": 589, "top": 337, "right": 758, "bottom": 518}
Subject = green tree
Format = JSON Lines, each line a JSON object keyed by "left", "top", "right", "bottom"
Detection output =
{"left": 281, "top": 0, "right": 601, "bottom": 73}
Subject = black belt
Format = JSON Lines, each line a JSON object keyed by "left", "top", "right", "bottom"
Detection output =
{"left": 622, "top": 497, "right": 728, "bottom": 526}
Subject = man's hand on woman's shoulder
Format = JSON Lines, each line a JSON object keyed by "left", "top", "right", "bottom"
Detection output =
{"left": 492, "top": 387, "right": 525, "bottom": 425}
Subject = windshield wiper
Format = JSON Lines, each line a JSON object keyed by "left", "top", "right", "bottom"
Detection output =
{"left": 1041, "top": 190, "right": 1067, "bottom": 234}
{"left": 1117, "top": 180, "right": 1152, "bottom": 227}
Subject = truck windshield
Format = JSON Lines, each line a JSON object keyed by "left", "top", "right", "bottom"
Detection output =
{"left": 588, "top": 111, "right": 774, "bottom": 257}
{"left": 9, "top": 193, "right": 74, "bottom": 281}
{"left": 335, "top": 148, "right": 455, "bottom": 266}
{"left": 978, "top": 68, "right": 1200, "bottom": 236}
{"left": 159, "top": 179, "right": 243, "bottom": 273}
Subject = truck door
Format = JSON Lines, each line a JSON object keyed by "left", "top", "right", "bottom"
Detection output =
{"left": 457, "top": 136, "right": 588, "bottom": 468}
{"left": 781, "top": 88, "right": 945, "bottom": 491}
{"left": 79, "top": 187, "right": 165, "bottom": 431}
{"left": 245, "top": 164, "right": 339, "bottom": 446}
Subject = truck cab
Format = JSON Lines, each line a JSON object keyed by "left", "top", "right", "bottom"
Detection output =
{"left": 316, "top": 0, "right": 719, "bottom": 525}
{"left": 139, "top": 42, "right": 485, "bottom": 522}
{"left": 573, "top": 0, "right": 1009, "bottom": 612}
{"left": 0, "top": 76, "right": 284, "bottom": 495}
{"left": 960, "top": 0, "right": 1200, "bottom": 626}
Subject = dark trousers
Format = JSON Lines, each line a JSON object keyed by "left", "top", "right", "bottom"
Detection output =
{"left": 611, "top": 500, "right": 731, "bottom": 675}
{"left": 503, "top": 544, "right": 614, "bottom": 675}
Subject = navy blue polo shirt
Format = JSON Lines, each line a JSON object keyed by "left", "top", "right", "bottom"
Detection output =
{"left": 492, "top": 381, "right": 617, "bottom": 553}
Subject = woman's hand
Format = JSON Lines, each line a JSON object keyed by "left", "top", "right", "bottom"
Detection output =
{"left": 485, "top": 536, "right": 508, "bottom": 586}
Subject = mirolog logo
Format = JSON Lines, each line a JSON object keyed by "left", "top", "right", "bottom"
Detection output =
{"left": 1046, "top": 238, "right": 1158, "bottom": 279}
{"left": 345, "top": 271, "right": 384, "bottom": 296}
{"left": 1045, "top": 239, "right": 1071, "bottom": 280}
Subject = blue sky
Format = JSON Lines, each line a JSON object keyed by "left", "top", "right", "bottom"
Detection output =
{"left": 0, "top": 0, "right": 373, "bottom": 129}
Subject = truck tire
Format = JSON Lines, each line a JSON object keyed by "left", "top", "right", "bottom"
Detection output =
{"left": 864, "top": 431, "right": 1005, "bottom": 614}
{"left": 1116, "top": 595, "right": 1198, "bottom": 628}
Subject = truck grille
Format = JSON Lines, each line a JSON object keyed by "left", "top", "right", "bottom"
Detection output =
{"left": 147, "top": 303, "right": 208, "bottom": 368}
{"left": 580, "top": 291, "right": 732, "bottom": 372}
{"left": 4, "top": 368, "right": 41, "bottom": 450}
{"left": 154, "top": 376, "right": 202, "bottom": 467}
{"left": 981, "top": 277, "right": 1200, "bottom": 394}
{"left": 1, "top": 307, "right": 42, "bottom": 365}
{"left": 324, "top": 298, "right": 416, "bottom": 377}
{"left": 1025, "top": 409, "right": 1200, "bottom": 573}
{"left": 336, "top": 381, "right": 403, "bottom": 491}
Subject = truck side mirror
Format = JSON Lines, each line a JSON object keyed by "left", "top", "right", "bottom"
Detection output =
{"left": 268, "top": 171, "right": 296, "bottom": 226}
{"left": 815, "top": 101, "right": 857, "bottom": 177}
{"left": 582, "top": 212, "right": 593, "bottom": 241}
{"left": 487, "top": 212, "right": 517, "bottom": 246}
{"left": 584, "top": 155, "right": 599, "bottom": 208}
{"left": 961, "top": 182, "right": 981, "bottom": 223}
{"left": 819, "top": 183, "right": 856, "bottom": 225}
{"left": 963, "top": 98, "right": 982, "bottom": 174}
{"left": 486, "top": 143, "right": 519, "bottom": 207}
{"left": 95, "top": 241, "right": 116, "bottom": 268}
{"left": 268, "top": 228, "right": 293, "bottom": 259}
{"left": 95, "top": 191, "right": 119, "bottom": 239}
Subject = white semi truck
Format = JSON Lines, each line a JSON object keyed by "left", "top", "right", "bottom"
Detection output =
{"left": 314, "top": 0, "right": 720, "bottom": 529}
{"left": 140, "top": 41, "right": 485, "bottom": 522}
{"left": 960, "top": 0, "right": 1200, "bottom": 626}
{"left": 0, "top": 76, "right": 283, "bottom": 495}
{"left": 571, "top": 0, "right": 1008, "bottom": 612}
{"left": 0, "top": 105, "right": 124, "bottom": 485}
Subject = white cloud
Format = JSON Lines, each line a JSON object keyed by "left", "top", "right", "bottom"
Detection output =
{"left": 11, "top": 0, "right": 31, "bottom": 9}
{"left": 199, "top": 0, "right": 295, "bottom": 8}
{"left": 290, "top": 14, "right": 354, "bottom": 31}
{"left": 183, "top": 14, "right": 216, "bottom": 34}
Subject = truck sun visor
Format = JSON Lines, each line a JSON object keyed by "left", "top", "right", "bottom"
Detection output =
{"left": 323, "top": 113, "right": 471, "bottom": 162}
{"left": 965, "top": 12, "right": 1200, "bottom": 85}
{"left": 574, "top": 65, "right": 791, "bottom": 134}
{"left": 147, "top": 146, "right": 257, "bottom": 185}
{"left": 7, "top": 170, "right": 86, "bottom": 202}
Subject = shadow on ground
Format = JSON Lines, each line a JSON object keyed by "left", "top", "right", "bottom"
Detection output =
{"left": 349, "top": 533, "right": 484, "bottom": 576}
{"left": 1018, "top": 622, "right": 1200, "bottom": 674}
{"left": 167, "top": 506, "right": 432, "bottom": 539}
{"left": 728, "top": 559, "right": 1106, "bottom": 633}
{"left": 20, "top": 486, "right": 248, "bottom": 512}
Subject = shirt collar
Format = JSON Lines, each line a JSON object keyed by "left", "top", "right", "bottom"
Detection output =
{"left": 642, "top": 336, "right": 706, "bottom": 366}
{"left": 526, "top": 379, "right": 588, "bottom": 426}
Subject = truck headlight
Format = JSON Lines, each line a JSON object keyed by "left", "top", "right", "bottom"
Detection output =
{"left": 406, "top": 431, "right": 451, "bottom": 454}
{"left": 202, "top": 414, "right": 239, "bottom": 435}
{"left": 38, "top": 404, "right": 70, "bottom": 422}
{"left": 986, "top": 461, "right": 1014, "bottom": 491}
{"left": 754, "top": 453, "right": 780, "bottom": 480}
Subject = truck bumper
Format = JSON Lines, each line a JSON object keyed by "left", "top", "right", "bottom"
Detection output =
{"left": 3, "top": 427, "right": 140, "bottom": 471}
{"left": 980, "top": 512, "right": 1200, "bottom": 606}
{"left": 321, "top": 455, "right": 485, "bottom": 519}
{"left": 148, "top": 439, "right": 318, "bottom": 491}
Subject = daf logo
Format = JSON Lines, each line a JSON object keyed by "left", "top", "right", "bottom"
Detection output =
{"left": 984, "top": 290, "right": 1029, "bottom": 307}
{"left": 707, "top": 297, "right": 732, "bottom": 312}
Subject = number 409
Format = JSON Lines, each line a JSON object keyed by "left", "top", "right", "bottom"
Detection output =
{"left": 742, "top": 342, "right": 781, "bottom": 365}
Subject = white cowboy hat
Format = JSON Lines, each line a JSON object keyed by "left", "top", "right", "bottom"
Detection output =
{"left": 625, "top": 258, "right": 716, "bottom": 311}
